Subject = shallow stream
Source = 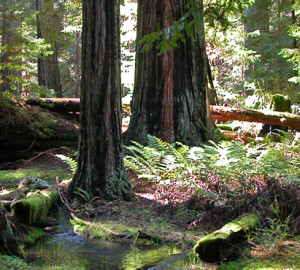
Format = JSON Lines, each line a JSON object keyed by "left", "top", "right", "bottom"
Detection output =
{"left": 26, "top": 209, "right": 206, "bottom": 270}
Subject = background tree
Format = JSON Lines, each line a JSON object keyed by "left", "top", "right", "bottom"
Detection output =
{"left": 125, "top": 0, "right": 213, "bottom": 146}
{"left": 36, "top": 0, "right": 62, "bottom": 97}
{"left": 70, "top": 0, "right": 132, "bottom": 200}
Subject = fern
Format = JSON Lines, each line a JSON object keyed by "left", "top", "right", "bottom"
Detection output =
{"left": 56, "top": 154, "right": 77, "bottom": 174}
{"left": 73, "top": 187, "right": 91, "bottom": 202}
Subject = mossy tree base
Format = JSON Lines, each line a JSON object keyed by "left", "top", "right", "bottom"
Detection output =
{"left": 194, "top": 214, "right": 261, "bottom": 263}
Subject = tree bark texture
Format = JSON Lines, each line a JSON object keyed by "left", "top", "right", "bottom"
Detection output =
{"left": 71, "top": 0, "right": 131, "bottom": 200}
{"left": 125, "top": 0, "right": 212, "bottom": 146}
{"left": 36, "top": 0, "right": 62, "bottom": 97}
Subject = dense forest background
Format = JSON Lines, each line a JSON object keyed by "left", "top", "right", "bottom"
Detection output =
{"left": 0, "top": 0, "right": 299, "bottom": 269}
{"left": 0, "top": 0, "right": 299, "bottom": 109}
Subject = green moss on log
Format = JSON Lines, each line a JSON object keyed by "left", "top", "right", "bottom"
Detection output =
{"left": 11, "top": 188, "right": 58, "bottom": 225}
{"left": 20, "top": 225, "right": 46, "bottom": 246}
{"left": 270, "top": 94, "right": 291, "bottom": 113}
{"left": 194, "top": 214, "right": 261, "bottom": 263}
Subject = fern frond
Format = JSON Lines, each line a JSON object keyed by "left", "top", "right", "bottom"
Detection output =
{"left": 56, "top": 154, "right": 77, "bottom": 174}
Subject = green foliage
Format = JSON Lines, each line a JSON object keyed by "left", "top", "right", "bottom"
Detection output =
{"left": 139, "top": 1, "right": 204, "bottom": 55}
{"left": 0, "top": 254, "right": 30, "bottom": 270}
{"left": 73, "top": 187, "right": 91, "bottom": 202}
{"left": 0, "top": 0, "right": 54, "bottom": 95}
{"left": 125, "top": 133, "right": 300, "bottom": 190}
{"left": 56, "top": 154, "right": 77, "bottom": 174}
{"left": 280, "top": 0, "right": 300, "bottom": 88}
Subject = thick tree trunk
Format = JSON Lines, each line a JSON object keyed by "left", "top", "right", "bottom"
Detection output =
{"left": 125, "top": 0, "right": 212, "bottom": 146}
{"left": 36, "top": 0, "right": 62, "bottom": 97}
{"left": 71, "top": 0, "right": 131, "bottom": 200}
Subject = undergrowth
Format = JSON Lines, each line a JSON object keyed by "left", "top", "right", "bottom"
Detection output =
{"left": 124, "top": 133, "right": 300, "bottom": 232}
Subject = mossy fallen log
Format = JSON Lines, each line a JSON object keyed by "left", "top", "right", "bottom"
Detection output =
{"left": 194, "top": 214, "right": 261, "bottom": 263}
{"left": 11, "top": 188, "right": 59, "bottom": 225}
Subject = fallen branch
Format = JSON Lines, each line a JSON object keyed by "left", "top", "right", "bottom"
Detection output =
{"left": 56, "top": 177, "right": 78, "bottom": 213}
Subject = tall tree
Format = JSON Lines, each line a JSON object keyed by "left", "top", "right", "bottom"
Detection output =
{"left": 36, "top": 0, "right": 62, "bottom": 97}
{"left": 70, "top": 0, "right": 131, "bottom": 200}
{"left": 0, "top": 0, "right": 22, "bottom": 94}
{"left": 125, "top": 0, "right": 213, "bottom": 146}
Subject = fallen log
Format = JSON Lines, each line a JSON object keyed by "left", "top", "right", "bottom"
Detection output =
{"left": 27, "top": 97, "right": 80, "bottom": 113}
{"left": 211, "top": 106, "right": 300, "bottom": 129}
{"left": 194, "top": 214, "right": 261, "bottom": 263}
{"left": 11, "top": 188, "right": 59, "bottom": 225}
{"left": 27, "top": 98, "right": 300, "bottom": 129}
{"left": 0, "top": 98, "right": 79, "bottom": 162}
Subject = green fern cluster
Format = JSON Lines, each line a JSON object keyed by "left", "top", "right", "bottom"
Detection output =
{"left": 125, "top": 135, "right": 194, "bottom": 184}
{"left": 124, "top": 133, "right": 300, "bottom": 188}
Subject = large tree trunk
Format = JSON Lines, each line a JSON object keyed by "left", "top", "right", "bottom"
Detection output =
{"left": 125, "top": 0, "right": 213, "bottom": 146}
{"left": 36, "top": 0, "right": 62, "bottom": 97}
{"left": 70, "top": 0, "right": 131, "bottom": 200}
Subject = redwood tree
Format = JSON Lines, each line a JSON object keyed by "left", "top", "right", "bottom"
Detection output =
{"left": 125, "top": 0, "right": 213, "bottom": 146}
{"left": 71, "top": 0, "right": 131, "bottom": 200}
{"left": 36, "top": 0, "right": 62, "bottom": 97}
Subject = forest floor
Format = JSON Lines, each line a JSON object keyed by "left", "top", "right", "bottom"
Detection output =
{"left": 0, "top": 149, "right": 300, "bottom": 269}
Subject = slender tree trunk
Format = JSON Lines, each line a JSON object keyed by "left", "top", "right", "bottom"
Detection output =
{"left": 291, "top": 0, "right": 297, "bottom": 49}
{"left": 71, "top": 0, "right": 131, "bottom": 200}
{"left": 36, "top": 0, "right": 62, "bottom": 97}
{"left": 244, "top": 0, "right": 271, "bottom": 83}
{"left": 125, "top": 0, "right": 212, "bottom": 146}
{"left": 0, "top": 0, "right": 22, "bottom": 94}
{"left": 75, "top": 32, "right": 81, "bottom": 97}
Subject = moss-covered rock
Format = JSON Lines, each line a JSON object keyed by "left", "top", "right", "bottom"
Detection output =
{"left": 270, "top": 94, "right": 291, "bottom": 113}
{"left": 194, "top": 214, "right": 261, "bottom": 263}
{"left": 11, "top": 188, "right": 58, "bottom": 225}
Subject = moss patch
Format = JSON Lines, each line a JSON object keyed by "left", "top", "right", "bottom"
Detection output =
{"left": 194, "top": 214, "right": 261, "bottom": 263}
{"left": 11, "top": 188, "right": 59, "bottom": 224}
{"left": 0, "top": 168, "right": 72, "bottom": 187}
{"left": 270, "top": 94, "right": 291, "bottom": 113}
{"left": 16, "top": 224, "right": 46, "bottom": 246}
